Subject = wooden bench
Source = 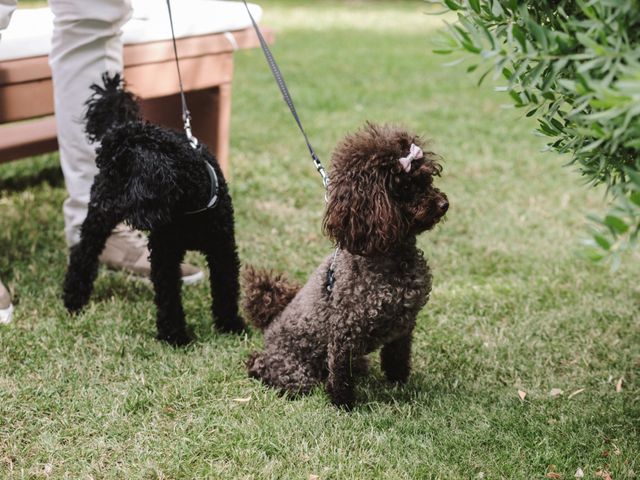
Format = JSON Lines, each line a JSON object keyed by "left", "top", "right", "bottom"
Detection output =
{"left": 0, "top": 4, "right": 273, "bottom": 176}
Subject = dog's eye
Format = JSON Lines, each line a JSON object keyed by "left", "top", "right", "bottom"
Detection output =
{"left": 390, "top": 176, "right": 413, "bottom": 199}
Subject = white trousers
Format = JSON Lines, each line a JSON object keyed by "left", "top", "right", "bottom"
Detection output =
{"left": 0, "top": 0, "right": 15, "bottom": 32}
{"left": 49, "top": 0, "right": 133, "bottom": 246}
{"left": 0, "top": 1, "right": 131, "bottom": 245}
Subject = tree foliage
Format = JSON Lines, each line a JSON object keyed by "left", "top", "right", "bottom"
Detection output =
{"left": 436, "top": 0, "right": 640, "bottom": 267}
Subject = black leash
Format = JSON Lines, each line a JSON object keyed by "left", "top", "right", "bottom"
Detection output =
{"left": 242, "top": 1, "right": 330, "bottom": 193}
{"left": 165, "top": 0, "right": 219, "bottom": 213}
{"left": 165, "top": 0, "right": 198, "bottom": 148}
{"left": 242, "top": 2, "right": 341, "bottom": 293}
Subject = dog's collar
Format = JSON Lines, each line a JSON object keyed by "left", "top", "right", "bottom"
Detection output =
{"left": 184, "top": 161, "right": 219, "bottom": 215}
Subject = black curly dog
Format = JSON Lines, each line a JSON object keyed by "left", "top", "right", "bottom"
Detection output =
{"left": 63, "top": 72, "right": 244, "bottom": 345}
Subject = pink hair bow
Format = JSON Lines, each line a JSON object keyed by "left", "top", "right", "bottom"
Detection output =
{"left": 399, "top": 143, "right": 423, "bottom": 172}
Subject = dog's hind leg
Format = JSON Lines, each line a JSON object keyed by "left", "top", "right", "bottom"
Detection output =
{"left": 149, "top": 233, "right": 191, "bottom": 346}
{"left": 204, "top": 232, "right": 245, "bottom": 334}
{"left": 63, "top": 203, "right": 119, "bottom": 313}
{"left": 380, "top": 333, "right": 412, "bottom": 384}
{"left": 247, "top": 350, "right": 319, "bottom": 397}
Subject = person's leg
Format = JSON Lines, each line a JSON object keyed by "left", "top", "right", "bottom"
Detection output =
{"left": 0, "top": 0, "right": 17, "bottom": 323}
{"left": 49, "top": 0, "right": 132, "bottom": 247}
{"left": 0, "top": 278, "right": 12, "bottom": 324}
{"left": 49, "top": 0, "right": 202, "bottom": 283}
{"left": 0, "top": 0, "right": 17, "bottom": 32}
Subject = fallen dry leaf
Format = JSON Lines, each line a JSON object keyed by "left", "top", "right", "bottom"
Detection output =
{"left": 546, "top": 472, "right": 562, "bottom": 479}
{"left": 518, "top": 390, "right": 527, "bottom": 401}
{"left": 550, "top": 388, "right": 563, "bottom": 397}
{"left": 309, "top": 475, "right": 320, "bottom": 480}
{"left": 595, "top": 470, "right": 612, "bottom": 480}
{"left": 616, "top": 377, "right": 623, "bottom": 392}
{"left": 568, "top": 388, "right": 585, "bottom": 399}
{"left": 232, "top": 396, "right": 251, "bottom": 403}
{"left": 574, "top": 468, "right": 584, "bottom": 478}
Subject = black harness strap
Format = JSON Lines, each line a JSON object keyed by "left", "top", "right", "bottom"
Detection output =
{"left": 184, "top": 160, "right": 219, "bottom": 214}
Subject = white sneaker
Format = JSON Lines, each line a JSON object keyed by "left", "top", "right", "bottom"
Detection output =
{"left": 0, "top": 278, "right": 13, "bottom": 324}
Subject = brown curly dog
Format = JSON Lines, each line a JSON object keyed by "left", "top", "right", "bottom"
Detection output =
{"left": 242, "top": 123, "right": 449, "bottom": 409}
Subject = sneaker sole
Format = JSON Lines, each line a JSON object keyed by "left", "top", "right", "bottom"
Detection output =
{"left": 181, "top": 270, "right": 205, "bottom": 286}
{"left": 101, "top": 265, "right": 205, "bottom": 286}
{"left": 0, "top": 304, "right": 13, "bottom": 324}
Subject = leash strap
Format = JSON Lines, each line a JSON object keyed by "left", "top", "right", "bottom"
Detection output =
{"left": 242, "top": 1, "right": 330, "bottom": 192}
{"left": 165, "top": 0, "right": 219, "bottom": 214}
{"left": 165, "top": 0, "right": 198, "bottom": 148}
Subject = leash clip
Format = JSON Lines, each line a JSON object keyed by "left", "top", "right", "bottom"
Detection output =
{"left": 183, "top": 112, "right": 199, "bottom": 149}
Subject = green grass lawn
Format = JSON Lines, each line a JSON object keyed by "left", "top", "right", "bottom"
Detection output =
{"left": 1, "top": 1, "right": 638, "bottom": 478}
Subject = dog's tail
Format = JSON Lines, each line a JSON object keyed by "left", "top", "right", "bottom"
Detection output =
{"left": 242, "top": 266, "right": 301, "bottom": 330}
{"left": 84, "top": 72, "right": 141, "bottom": 143}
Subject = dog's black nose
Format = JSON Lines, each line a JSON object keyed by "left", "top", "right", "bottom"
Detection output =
{"left": 438, "top": 199, "right": 449, "bottom": 213}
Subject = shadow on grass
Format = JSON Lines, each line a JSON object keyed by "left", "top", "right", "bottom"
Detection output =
{"left": 355, "top": 368, "right": 472, "bottom": 409}
{"left": 0, "top": 164, "right": 64, "bottom": 192}
{"left": 91, "top": 273, "right": 154, "bottom": 304}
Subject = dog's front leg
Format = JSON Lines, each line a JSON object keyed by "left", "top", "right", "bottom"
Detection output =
{"left": 205, "top": 231, "right": 244, "bottom": 334}
{"left": 380, "top": 333, "right": 413, "bottom": 384}
{"left": 326, "top": 338, "right": 358, "bottom": 410}
{"left": 148, "top": 233, "right": 191, "bottom": 346}
{"left": 63, "top": 203, "right": 119, "bottom": 313}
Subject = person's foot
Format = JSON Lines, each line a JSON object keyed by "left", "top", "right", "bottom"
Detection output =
{"left": 0, "top": 278, "right": 13, "bottom": 324}
{"left": 98, "top": 224, "right": 204, "bottom": 285}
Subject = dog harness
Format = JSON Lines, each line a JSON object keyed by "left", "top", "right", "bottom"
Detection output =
{"left": 184, "top": 160, "right": 219, "bottom": 215}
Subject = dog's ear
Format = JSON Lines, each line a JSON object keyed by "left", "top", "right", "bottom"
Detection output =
{"left": 323, "top": 167, "right": 408, "bottom": 256}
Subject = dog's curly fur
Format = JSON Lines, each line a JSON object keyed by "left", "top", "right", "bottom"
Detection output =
{"left": 243, "top": 123, "right": 448, "bottom": 408}
{"left": 63, "top": 72, "right": 244, "bottom": 345}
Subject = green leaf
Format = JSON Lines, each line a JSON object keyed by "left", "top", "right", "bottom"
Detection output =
{"left": 593, "top": 234, "right": 611, "bottom": 250}
{"left": 576, "top": 32, "right": 605, "bottom": 54}
{"left": 524, "top": 61, "right": 546, "bottom": 87}
{"left": 468, "top": 0, "right": 481, "bottom": 14}
{"left": 443, "top": 0, "right": 462, "bottom": 11}
{"left": 625, "top": 168, "right": 640, "bottom": 188}
{"left": 604, "top": 215, "right": 629, "bottom": 234}
{"left": 477, "top": 67, "right": 492, "bottom": 86}
{"left": 491, "top": 0, "right": 504, "bottom": 17}
{"left": 526, "top": 20, "right": 548, "bottom": 50}
{"left": 511, "top": 24, "right": 527, "bottom": 51}
{"left": 630, "top": 191, "right": 640, "bottom": 206}
{"left": 582, "top": 246, "right": 605, "bottom": 262}
{"left": 508, "top": 89, "right": 523, "bottom": 106}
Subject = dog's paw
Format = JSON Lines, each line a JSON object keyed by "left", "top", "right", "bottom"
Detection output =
{"left": 157, "top": 329, "right": 194, "bottom": 347}
{"left": 216, "top": 316, "right": 246, "bottom": 334}
{"left": 326, "top": 383, "right": 356, "bottom": 411}
{"left": 63, "top": 294, "right": 88, "bottom": 314}
{"left": 329, "top": 394, "right": 356, "bottom": 411}
{"left": 246, "top": 352, "right": 264, "bottom": 379}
